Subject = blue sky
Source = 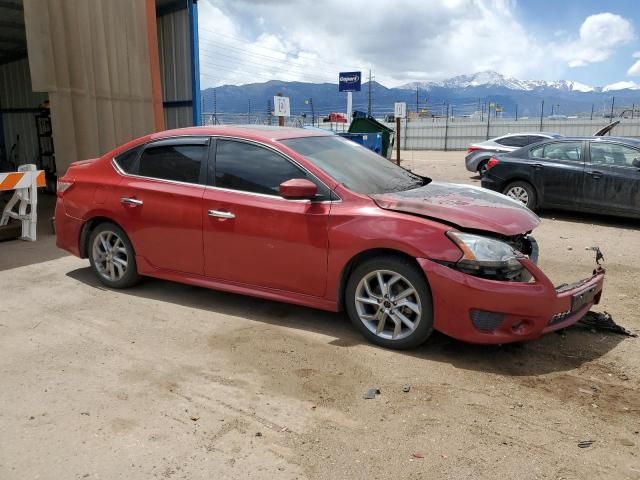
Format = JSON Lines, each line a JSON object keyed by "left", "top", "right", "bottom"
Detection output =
{"left": 513, "top": 0, "right": 640, "bottom": 86}
{"left": 198, "top": 0, "right": 640, "bottom": 88}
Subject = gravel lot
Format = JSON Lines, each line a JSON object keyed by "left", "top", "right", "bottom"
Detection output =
{"left": 1, "top": 151, "right": 639, "bottom": 479}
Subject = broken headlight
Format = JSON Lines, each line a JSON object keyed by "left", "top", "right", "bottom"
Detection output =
{"left": 446, "top": 232, "right": 524, "bottom": 281}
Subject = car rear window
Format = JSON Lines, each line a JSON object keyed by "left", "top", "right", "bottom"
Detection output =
{"left": 114, "top": 145, "right": 142, "bottom": 173}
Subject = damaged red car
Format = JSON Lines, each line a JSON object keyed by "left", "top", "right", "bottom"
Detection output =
{"left": 55, "top": 126, "right": 605, "bottom": 349}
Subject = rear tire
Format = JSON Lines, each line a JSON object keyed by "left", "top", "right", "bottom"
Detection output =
{"left": 477, "top": 161, "right": 488, "bottom": 177}
{"left": 503, "top": 181, "right": 537, "bottom": 210}
{"left": 345, "top": 255, "right": 433, "bottom": 350}
{"left": 88, "top": 222, "right": 141, "bottom": 289}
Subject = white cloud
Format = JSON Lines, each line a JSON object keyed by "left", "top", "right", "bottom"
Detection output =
{"left": 558, "top": 13, "right": 635, "bottom": 68}
{"left": 628, "top": 60, "right": 640, "bottom": 76}
{"left": 197, "top": 2, "right": 634, "bottom": 87}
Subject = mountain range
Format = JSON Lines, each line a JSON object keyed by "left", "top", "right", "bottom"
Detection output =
{"left": 201, "top": 71, "right": 640, "bottom": 119}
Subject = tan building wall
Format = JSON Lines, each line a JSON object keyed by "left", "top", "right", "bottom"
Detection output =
{"left": 23, "top": 0, "right": 164, "bottom": 173}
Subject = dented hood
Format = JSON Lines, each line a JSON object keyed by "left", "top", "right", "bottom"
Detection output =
{"left": 371, "top": 181, "right": 540, "bottom": 236}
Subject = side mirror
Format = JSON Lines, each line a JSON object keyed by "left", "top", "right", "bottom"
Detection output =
{"left": 633, "top": 157, "right": 640, "bottom": 168}
{"left": 279, "top": 178, "right": 317, "bottom": 200}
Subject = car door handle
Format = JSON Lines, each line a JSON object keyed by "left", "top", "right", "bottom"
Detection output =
{"left": 120, "top": 197, "right": 143, "bottom": 206}
{"left": 208, "top": 209, "right": 235, "bottom": 219}
{"left": 587, "top": 170, "right": 602, "bottom": 179}
{"left": 532, "top": 163, "right": 544, "bottom": 170}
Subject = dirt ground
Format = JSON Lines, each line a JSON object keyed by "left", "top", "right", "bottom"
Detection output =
{"left": 1, "top": 151, "right": 639, "bottom": 479}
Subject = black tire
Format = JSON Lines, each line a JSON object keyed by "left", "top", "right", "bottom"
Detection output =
{"left": 345, "top": 255, "right": 433, "bottom": 350}
{"left": 88, "top": 222, "right": 141, "bottom": 288}
{"left": 502, "top": 180, "right": 537, "bottom": 210}
{"left": 477, "top": 160, "right": 489, "bottom": 177}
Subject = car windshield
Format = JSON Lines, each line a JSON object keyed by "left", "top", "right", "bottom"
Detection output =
{"left": 281, "top": 136, "right": 427, "bottom": 194}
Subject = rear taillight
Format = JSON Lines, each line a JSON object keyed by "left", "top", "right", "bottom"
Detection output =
{"left": 56, "top": 179, "right": 74, "bottom": 197}
{"left": 486, "top": 157, "right": 499, "bottom": 170}
{"left": 467, "top": 146, "right": 483, "bottom": 153}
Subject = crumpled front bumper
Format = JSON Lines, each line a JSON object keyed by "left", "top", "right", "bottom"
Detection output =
{"left": 418, "top": 257, "right": 605, "bottom": 344}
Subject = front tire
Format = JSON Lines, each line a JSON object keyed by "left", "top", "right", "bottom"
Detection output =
{"left": 503, "top": 181, "right": 537, "bottom": 210}
{"left": 345, "top": 255, "right": 433, "bottom": 349}
{"left": 88, "top": 222, "right": 141, "bottom": 288}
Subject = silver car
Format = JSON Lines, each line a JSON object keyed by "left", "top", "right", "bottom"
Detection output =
{"left": 465, "top": 133, "right": 562, "bottom": 176}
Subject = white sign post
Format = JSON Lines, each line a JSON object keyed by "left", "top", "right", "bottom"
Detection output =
{"left": 393, "top": 102, "right": 406, "bottom": 166}
{"left": 273, "top": 96, "right": 291, "bottom": 117}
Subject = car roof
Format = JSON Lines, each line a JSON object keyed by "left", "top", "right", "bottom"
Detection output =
{"left": 146, "top": 125, "right": 332, "bottom": 142}
{"left": 539, "top": 136, "right": 640, "bottom": 145}
{"left": 498, "top": 132, "right": 561, "bottom": 137}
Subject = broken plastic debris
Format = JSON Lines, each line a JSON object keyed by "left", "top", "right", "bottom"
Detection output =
{"left": 402, "top": 385, "right": 411, "bottom": 393}
{"left": 578, "top": 439, "right": 595, "bottom": 448}
{"left": 576, "top": 311, "right": 637, "bottom": 337}
{"left": 363, "top": 387, "right": 381, "bottom": 399}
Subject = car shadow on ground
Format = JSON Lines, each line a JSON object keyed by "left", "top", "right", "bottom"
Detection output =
{"left": 537, "top": 209, "right": 640, "bottom": 230}
{"left": 67, "top": 267, "right": 628, "bottom": 377}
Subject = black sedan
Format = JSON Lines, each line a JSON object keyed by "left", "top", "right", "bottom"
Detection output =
{"left": 481, "top": 136, "right": 640, "bottom": 218}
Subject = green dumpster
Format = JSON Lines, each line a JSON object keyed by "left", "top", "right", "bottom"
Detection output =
{"left": 348, "top": 113, "right": 395, "bottom": 159}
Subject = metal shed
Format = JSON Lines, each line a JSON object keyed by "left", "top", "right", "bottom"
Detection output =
{"left": 0, "top": 0, "right": 201, "bottom": 180}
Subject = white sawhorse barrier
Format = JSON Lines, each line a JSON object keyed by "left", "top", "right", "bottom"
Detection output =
{"left": 0, "top": 164, "right": 45, "bottom": 241}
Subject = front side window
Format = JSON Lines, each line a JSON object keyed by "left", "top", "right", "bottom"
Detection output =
{"left": 530, "top": 142, "right": 582, "bottom": 162}
{"left": 138, "top": 144, "right": 207, "bottom": 184}
{"left": 589, "top": 142, "right": 640, "bottom": 167}
{"left": 214, "top": 139, "right": 329, "bottom": 199}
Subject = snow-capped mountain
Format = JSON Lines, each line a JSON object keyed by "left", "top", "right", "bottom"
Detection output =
{"left": 602, "top": 81, "right": 640, "bottom": 92}
{"left": 399, "top": 71, "right": 626, "bottom": 93}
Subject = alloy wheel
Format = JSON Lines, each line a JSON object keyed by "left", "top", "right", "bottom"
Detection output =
{"left": 506, "top": 186, "right": 529, "bottom": 205}
{"left": 92, "top": 230, "right": 129, "bottom": 282}
{"left": 354, "top": 270, "right": 422, "bottom": 341}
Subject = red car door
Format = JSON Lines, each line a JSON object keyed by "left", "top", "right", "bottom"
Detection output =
{"left": 113, "top": 137, "right": 209, "bottom": 274}
{"left": 202, "top": 138, "right": 331, "bottom": 297}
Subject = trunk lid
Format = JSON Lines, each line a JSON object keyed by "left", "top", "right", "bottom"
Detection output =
{"left": 371, "top": 181, "right": 540, "bottom": 236}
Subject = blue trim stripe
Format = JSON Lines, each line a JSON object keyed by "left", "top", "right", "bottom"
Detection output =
{"left": 188, "top": 0, "right": 201, "bottom": 126}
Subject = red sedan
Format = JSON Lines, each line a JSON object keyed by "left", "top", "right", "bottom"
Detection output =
{"left": 55, "top": 126, "right": 605, "bottom": 349}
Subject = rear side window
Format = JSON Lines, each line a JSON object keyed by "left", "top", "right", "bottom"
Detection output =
{"left": 496, "top": 135, "right": 529, "bottom": 147}
{"left": 530, "top": 142, "right": 582, "bottom": 162}
{"left": 214, "top": 139, "right": 329, "bottom": 199}
{"left": 527, "top": 135, "right": 545, "bottom": 145}
{"left": 114, "top": 145, "right": 142, "bottom": 173}
{"left": 138, "top": 144, "right": 207, "bottom": 184}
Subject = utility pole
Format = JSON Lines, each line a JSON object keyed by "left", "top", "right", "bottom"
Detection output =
{"left": 486, "top": 102, "right": 491, "bottom": 139}
{"left": 213, "top": 88, "right": 217, "bottom": 124}
{"left": 480, "top": 102, "right": 484, "bottom": 122}
{"left": 367, "top": 69, "right": 372, "bottom": 116}
{"left": 277, "top": 92, "right": 284, "bottom": 127}
{"left": 416, "top": 85, "right": 419, "bottom": 113}
{"left": 632, "top": 103, "right": 635, "bottom": 119}
{"left": 590, "top": 103, "right": 594, "bottom": 120}
{"left": 539, "top": 100, "right": 544, "bottom": 131}
{"left": 248, "top": 99, "right": 251, "bottom": 124}
{"left": 610, "top": 96, "right": 615, "bottom": 121}
{"left": 551, "top": 104, "right": 554, "bottom": 116}
{"left": 266, "top": 99, "right": 272, "bottom": 126}
{"left": 515, "top": 104, "right": 518, "bottom": 121}
{"left": 444, "top": 104, "right": 450, "bottom": 151}
{"left": 310, "top": 98, "right": 315, "bottom": 126}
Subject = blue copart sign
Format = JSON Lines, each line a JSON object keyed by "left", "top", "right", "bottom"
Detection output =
{"left": 339, "top": 71, "right": 361, "bottom": 92}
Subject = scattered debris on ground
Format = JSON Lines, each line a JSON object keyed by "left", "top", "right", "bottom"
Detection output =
{"left": 578, "top": 439, "right": 595, "bottom": 448}
{"left": 363, "top": 387, "right": 381, "bottom": 399}
{"left": 402, "top": 384, "right": 411, "bottom": 393}
{"left": 576, "top": 311, "right": 637, "bottom": 337}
